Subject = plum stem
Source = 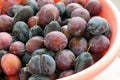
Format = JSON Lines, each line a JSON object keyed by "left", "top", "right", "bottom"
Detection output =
{"left": 87, "top": 44, "right": 92, "bottom": 52}
{"left": 26, "top": 64, "right": 29, "bottom": 70}
{"left": 55, "top": 48, "right": 62, "bottom": 56}
{"left": 53, "top": 12, "right": 56, "bottom": 21}
{"left": 35, "top": 16, "right": 39, "bottom": 25}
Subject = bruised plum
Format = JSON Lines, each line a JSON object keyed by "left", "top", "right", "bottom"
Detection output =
{"left": 68, "top": 17, "right": 87, "bottom": 37}
{"left": 71, "top": 8, "right": 90, "bottom": 22}
{"left": 0, "top": 32, "right": 12, "bottom": 50}
{"left": 65, "top": 3, "right": 82, "bottom": 18}
{"left": 36, "top": 4, "right": 59, "bottom": 27}
{"left": 85, "top": 0, "right": 101, "bottom": 16}
{"left": 59, "top": 70, "right": 75, "bottom": 78}
{"left": 0, "top": 15, "right": 13, "bottom": 32}
{"left": 69, "top": 37, "right": 87, "bottom": 56}
{"left": 44, "top": 21, "right": 61, "bottom": 36}
{"left": 88, "top": 35, "right": 110, "bottom": 53}
{"left": 32, "top": 48, "right": 55, "bottom": 58}
{"left": 74, "top": 52, "right": 94, "bottom": 72}
{"left": 28, "top": 74, "right": 50, "bottom": 80}
{"left": 19, "top": 67, "right": 31, "bottom": 80}
{"left": 28, "top": 54, "right": 56, "bottom": 76}
{"left": 55, "top": 49, "right": 76, "bottom": 70}
{"left": 26, "top": 36, "right": 44, "bottom": 54}
{"left": 37, "top": 0, "right": 55, "bottom": 9}
{"left": 44, "top": 31, "right": 68, "bottom": 51}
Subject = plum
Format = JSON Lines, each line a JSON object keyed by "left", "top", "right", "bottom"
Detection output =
{"left": 14, "top": 6, "right": 34, "bottom": 23}
{"left": 36, "top": 4, "right": 59, "bottom": 27}
{"left": 74, "top": 52, "right": 94, "bottom": 72}
{"left": 68, "top": 17, "right": 87, "bottom": 37}
{"left": 87, "top": 16, "right": 108, "bottom": 35}
{"left": 12, "top": 21, "right": 29, "bottom": 43}
{"left": 44, "top": 21, "right": 61, "bottom": 36}
{"left": 9, "top": 41, "right": 25, "bottom": 57}
{"left": 85, "top": 0, "right": 101, "bottom": 16}
{"left": 0, "top": 32, "right": 13, "bottom": 50}
{"left": 28, "top": 54, "right": 56, "bottom": 76}
{"left": 27, "top": 16, "right": 39, "bottom": 28}
{"left": 0, "top": 15, "right": 13, "bottom": 32}
{"left": 26, "top": 36, "right": 44, "bottom": 54}
{"left": 1, "top": 54, "right": 22, "bottom": 76}
{"left": 29, "top": 25, "right": 44, "bottom": 38}
{"left": 71, "top": 7, "right": 90, "bottom": 22}
{"left": 65, "top": 3, "right": 82, "bottom": 18}
{"left": 69, "top": 37, "right": 88, "bottom": 56}
{"left": 88, "top": 35, "right": 110, "bottom": 53}
{"left": 44, "top": 31, "right": 68, "bottom": 51}
{"left": 55, "top": 49, "right": 76, "bottom": 70}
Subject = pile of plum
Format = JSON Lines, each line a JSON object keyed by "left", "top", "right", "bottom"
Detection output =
{"left": 0, "top": 0, "right": 111, "bottom": 80}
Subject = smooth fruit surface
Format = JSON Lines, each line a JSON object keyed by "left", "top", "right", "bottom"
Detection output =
{"left": 0, "top": 32, "right": 12, "bottom": 50}
{"left": 1, "top": 54, "right": 22, "bottom": 76}
{"left": 44, "top": 31, "right": 68, "bottom": 51}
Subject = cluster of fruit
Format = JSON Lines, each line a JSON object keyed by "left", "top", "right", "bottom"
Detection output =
{"left": 0, "top": 0, "right": 112, "bottom": 80}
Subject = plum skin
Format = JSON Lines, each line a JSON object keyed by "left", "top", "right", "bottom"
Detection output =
{"left": 0, "top": 32, "right": 13, "bottom": 50}
{"left": 1, "top": 54, "right": 22, "bottom": 76}
{"left": 44, "top": 31, "right": 68, "bottom": 52}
